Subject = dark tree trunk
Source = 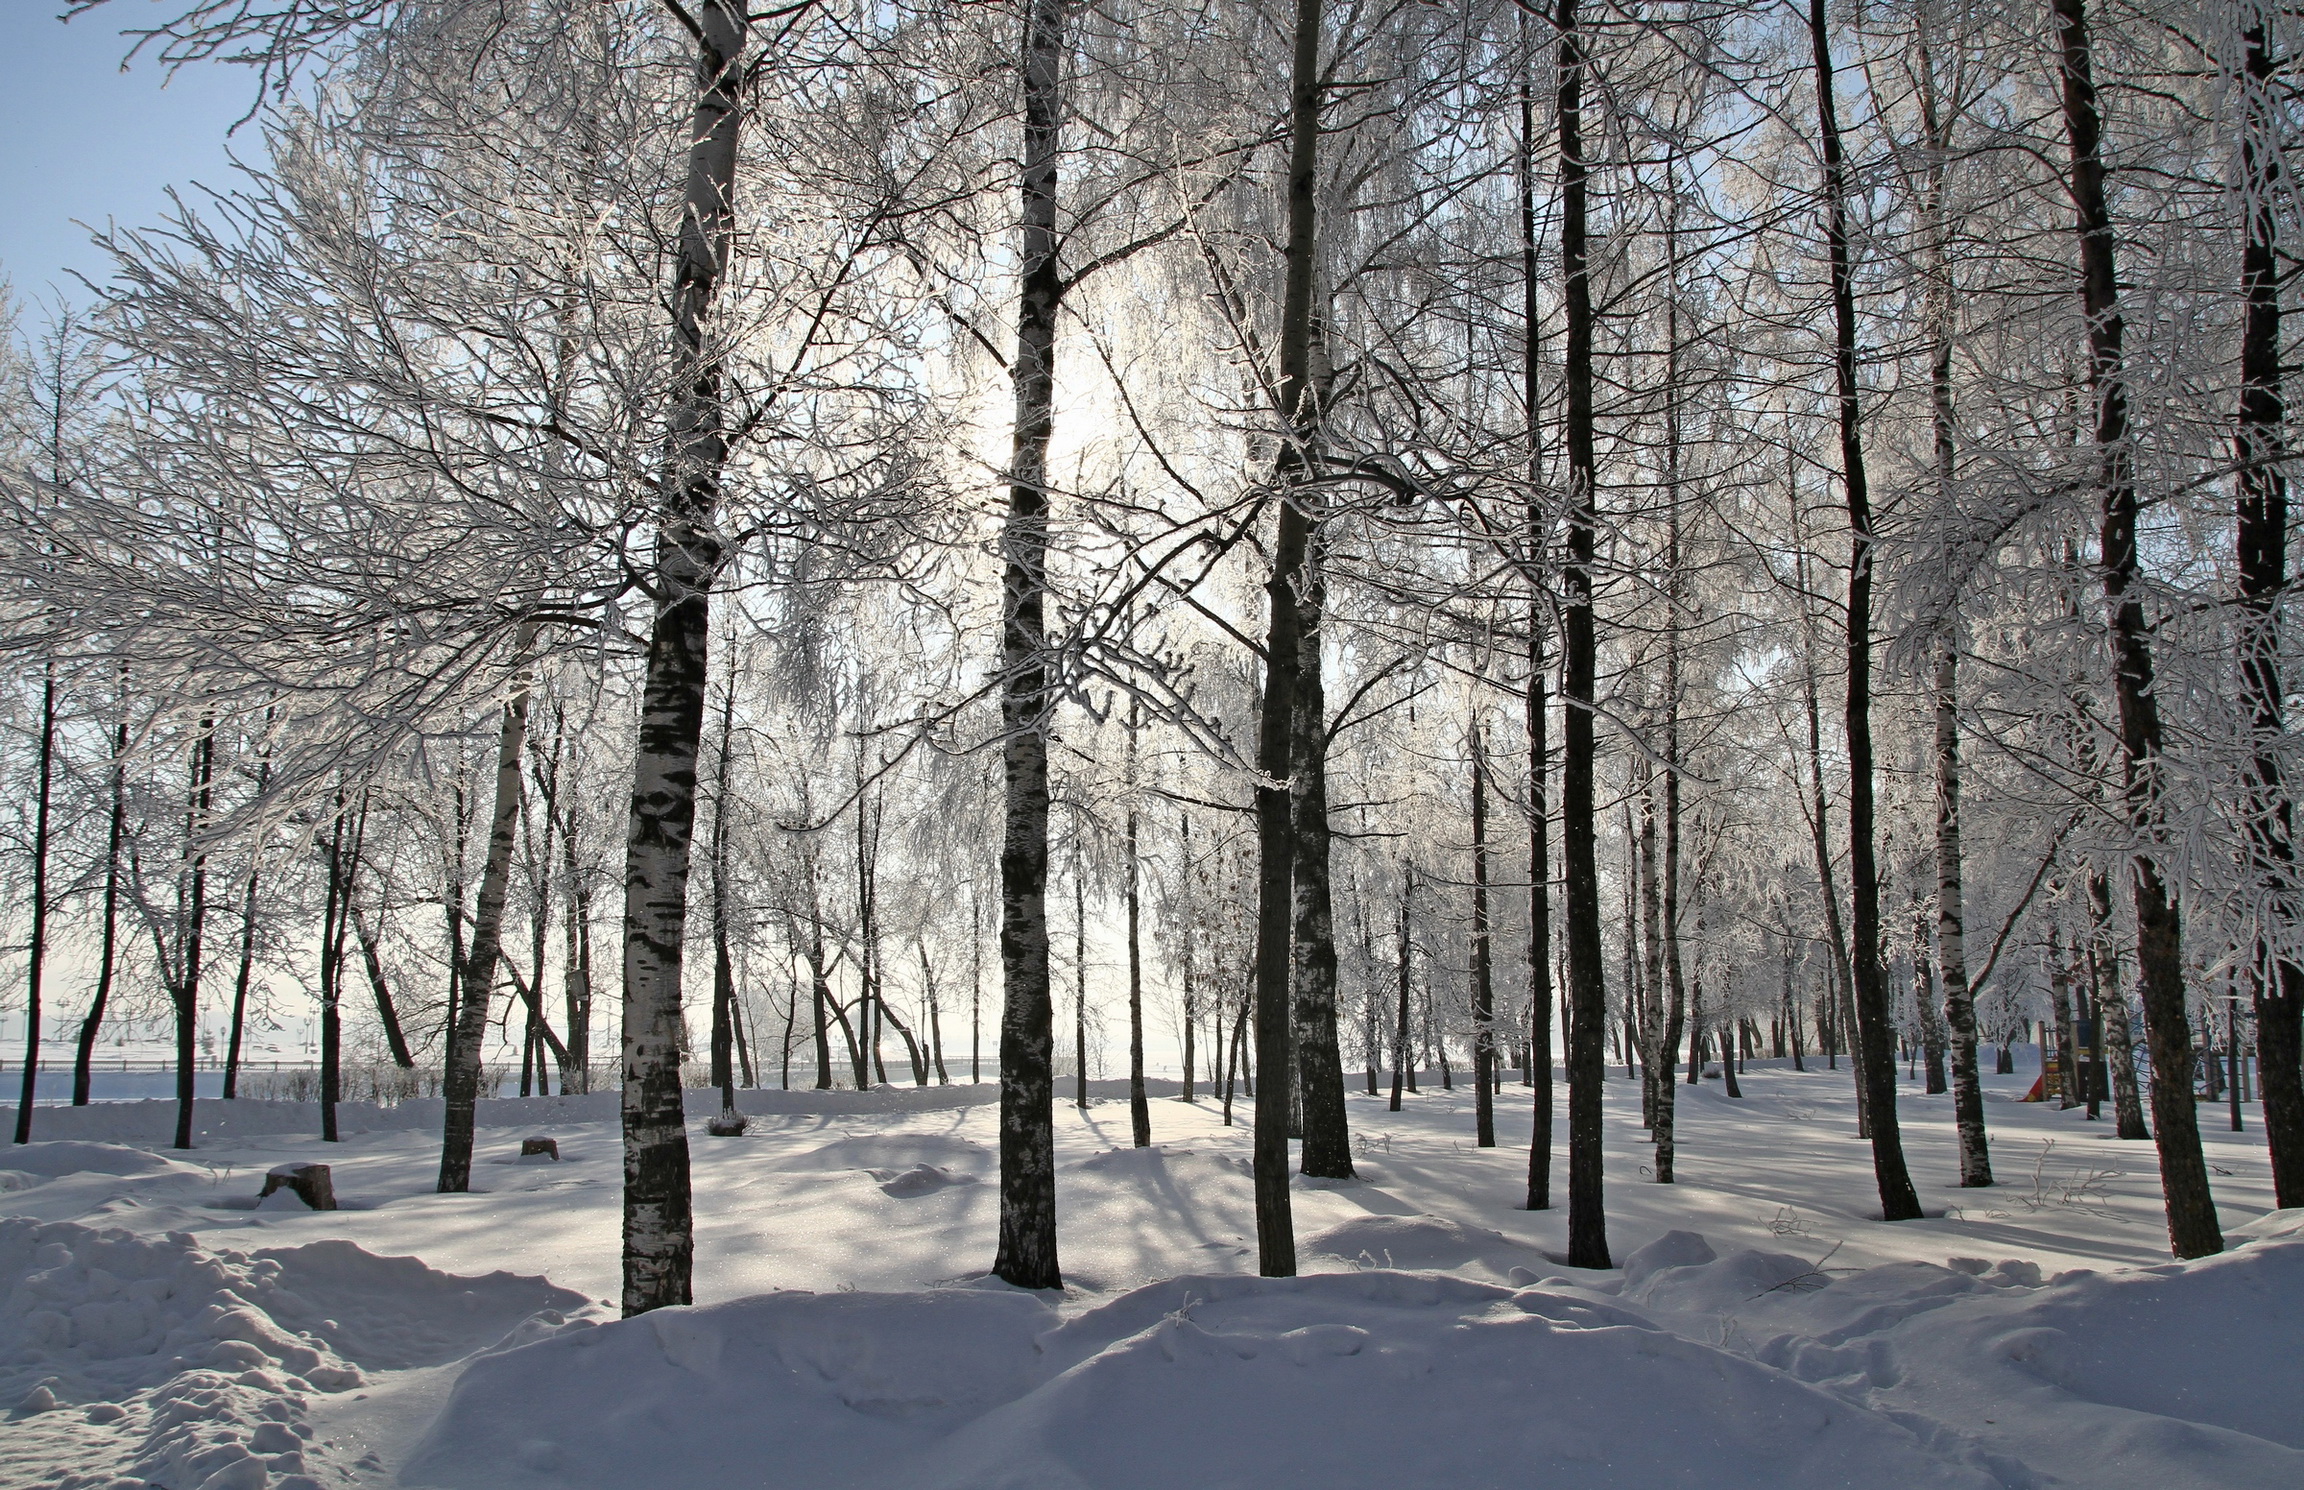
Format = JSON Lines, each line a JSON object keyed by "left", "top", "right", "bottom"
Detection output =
{"left": 171, "top": 721, "right": 216, "bottom": 1151}
{"left": 1126, "top": 716, "right": 1152, "bottom": 1147}
{"left": 318, "top": 788, "right": 359, "bottom": 1144}
{"left": 809, "top": 857, "right": 835, "bottom": 1090}
{"left": 1246, "top": 0, "right": 1328, "bottom": 1280}
{"left": 2230, "top": 10, "right": 2303, "bottom": 1207}
{"left": 1526, "top": 617, "right": 1553, "bottom": 1208}
{"left": 709, "top": 670, "right": 741, "bottom": 1120}
{"left": 439, "top": 643, "right": 536, "bottom": 1192}
{"left": 1391, "top": 869, "right": 1413, "bottom": 1112}
{"left": 1470, "top": 720, "right": 1496, "bottom": 1148}
{"left": 74, "top": 689, "right": 131, "bottom": 1108}
{"left": 1812, "top": 0, "right": 1921, "bottom": 1221}
{"left": 11, "top": 665, "right": 55, "bottom": 1143}
{"left": 2052, "top": 0, "right": 2221, "bottom": 1257}
{"left": 561, "top": 777, "right": 594, "bottom": 1094}
{"left": 1074, "top": 864, "right": 1088, "bottom": 1109}
{"left": 1556, "top": 0, "right": 1610, "bottom": 1270}
{"left": 1293, "top": 553, "right": 1352, "bottom": 1177}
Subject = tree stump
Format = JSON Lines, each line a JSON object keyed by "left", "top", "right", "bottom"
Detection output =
{"left": 519, "top": 1137, "right": 560, "bottom": 1160}
{"left": 258, "top": 1162, "right": 336, "bottom": 1211}
{"left": 706, "top": 1111, "right": 749, "bottom": 1137}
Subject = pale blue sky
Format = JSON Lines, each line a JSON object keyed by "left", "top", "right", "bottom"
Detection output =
{"left": 1, "top": 2, "right": 262, "bottom": 305}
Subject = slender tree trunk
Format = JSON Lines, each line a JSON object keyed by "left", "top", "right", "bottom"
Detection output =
{"left": 1126, "top": 715, "right": 1151, "bottom": 1147}
{"left": 1074, "top": 861, "right": 1088, "bottom": 1108}
{"left": 11, "top": 665, "right": 56, "bottom": 1142}
{"left": 1811, "top": 0, "right": 1920, "bottom": 1219}
{"left": 2053, "top": 0, "right": 2220, "bottom": 1256}
{"left": 809, "top": 855, "right": 834, "bottom": 1090}
{"left": 1293, "top": 559, "right": 1352, "bottom": 1176}
{"left": 1555, "top": 0, "right": 1610, "bottom": 1270}
{"left": 318, "top": 788, "right": 355, "bottom": 1143}
{"left": 993, "top": 0, "right": 1067, "bottom": 1291}
{"left": 562, "top": 786, "right": 594, "bottom": 1094}
{"left": 2050, "top": 929, "right": 2078, "bottom": 1109}
{"left": 971, "top": 884, "right": 983, "bottom": 1084}
{"left": 1391, "top": 869, "right": 1413, "bottom": 1112}
{"left": 924, "top": 944, "right": 950, "bottom": 1084}
{"left": 1181, "top": 821, "right": 1198, "bottom": 1102}
{"left": 1910, "top": 0, "right": 1989, "bottom": 1186}
{"left": 2092, "top": 870, "right": 2149, "bottom": 1138}
{"left": 1655, "top": 169, "right": 1691, "bottom": 1165}
{"left": 1469, "top": 719, "right": 1497, "bottom": 1148}
{"left": 440, "top": 765, "right": 474, "bottom": 1085}
{"left": 439, "top": 643, "right": 536, "bottom": 1190}
{"left": 172, "top": 721, "right": 216, "bottom": 1151}
{"left": 709, "top": 667, "right": 741, "bottom": 1122}
{"left": 1936, "top": 645, "right": 1992, "bottom": 1182}
{"left": 74, "top": 690, "right": 131, "bottom": 1108}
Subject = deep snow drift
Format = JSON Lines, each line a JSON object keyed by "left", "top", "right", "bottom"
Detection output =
{"left": 0, "top": 1064, "right": 2292, "bottom": 1489}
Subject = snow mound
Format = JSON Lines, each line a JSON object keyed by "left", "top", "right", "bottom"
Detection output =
{"left": 0, "top": 1220, "right": 589, "bottom": 1490}
{"left": 402, "top": 1288, "right": 1056, "bottom": 1489}
{"left": 926, "top": 1271, "right": 1993, "bottom": 1490}
{"left": 403, "top": 1269, "right": 1988, "bottom": 1490}
{"left": 1303, "top": 1213, "right": 1529, "bottom": 1273}
{"left": 1, "top": 1141, "right": 202, "bottom": 1180}
{"left": 1620, "top": 1227, "right": 1718, "bottom": 1287}
{"left": 1609, "top": 1231, "right": 2304, "bottom": 1487}
{"left": 869, "top": 1164, "right": 977, "bottom": 1198}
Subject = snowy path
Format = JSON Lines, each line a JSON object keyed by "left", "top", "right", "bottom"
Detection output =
{"left": 2, "top": 1064, "right": 2293, "bottom": 1488}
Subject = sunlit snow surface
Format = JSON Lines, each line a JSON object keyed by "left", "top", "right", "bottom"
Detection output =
{"left": 1, "top": 1064, "right": 2293, "bottom": 1489}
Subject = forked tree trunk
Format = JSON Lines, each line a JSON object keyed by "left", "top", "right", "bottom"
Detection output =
{"left": 993, "top": 0, "right": 1068, "bottom": 1292}
{"left": 1556, "top": 0, "right": 1610, "bottom": 1270}
{"left": 439, "top": 636, "right": 537, "bottom": 1192}
{"left": 1245, "top": 0, "right": 1328, "bottom": 1279}
{"left": 2051, "top": 0, "right": 2220, "bottom": 1258}
{"left": 1811, "top": 0, "right": 1922, "bottom": 1221}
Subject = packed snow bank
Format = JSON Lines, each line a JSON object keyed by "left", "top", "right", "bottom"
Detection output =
{"left": 0, "top": 1219, "right": 587, "bottom": 1490}
{"left": 0, "top": 1143, "right": 206, "bottom": 1182}
{"left": 402, "top": 1226, "right": 2304, "bottom": 1490}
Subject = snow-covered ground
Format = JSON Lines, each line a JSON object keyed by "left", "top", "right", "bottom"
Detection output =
{"left": 2, "top": 1063, "right": 2293, "bottom": 1489}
